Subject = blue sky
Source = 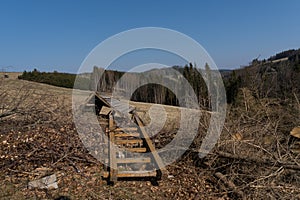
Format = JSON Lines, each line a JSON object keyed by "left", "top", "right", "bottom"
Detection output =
{"left": 0, "top": 0, "right": 300, "bottom": 73}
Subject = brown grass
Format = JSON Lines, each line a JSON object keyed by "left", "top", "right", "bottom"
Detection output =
{"left": 0, "top": 72, "right": 22, "bottom": 80}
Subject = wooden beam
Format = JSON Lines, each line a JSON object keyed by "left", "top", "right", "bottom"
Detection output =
{"left": 109, "top": 113, "right": 117, "bottom": 182}
{"left": 114, "top": 127, "right": 138, "bottom": 132}
{"left": 123, "top": 147, "right": 147, "bottom": 153}
{"left": 115, "top": 139, "right": 143, "bottom": 144}
{"left": 105, "top": 147, "right": 147, "bottom": 153}
{"left": 102, "top": 170, "right": 156, "bottom": 178}
{"left": 114, "top": 133, "right": 140, "bottom": 137}
{"left": 95, "top": 92, "right": 111, "bottom": 108}
{"left": 134, "top": 114, "right": 165, "bottom": 171}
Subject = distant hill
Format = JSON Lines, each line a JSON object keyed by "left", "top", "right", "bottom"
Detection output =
{"left": 18, "top": 48, "right": 300, "bottom": 106}
{"left": 227, "top": 48, "right": 300, "bottom": 103}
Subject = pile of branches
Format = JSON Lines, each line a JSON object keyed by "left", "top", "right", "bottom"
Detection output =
{"left": 189, "top": 88, "right": 300, "bottom": 199}
{"left": 133, "top": 89, "right": 300, "bottom": 198}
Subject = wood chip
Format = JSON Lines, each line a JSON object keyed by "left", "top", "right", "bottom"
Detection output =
{"left": 291, "top": 127, "right": 300, "bottom": 138}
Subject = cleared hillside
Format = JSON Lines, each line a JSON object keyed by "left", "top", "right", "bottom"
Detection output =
{"left": 1, "top": 74, "right": 300, "bottom": 199}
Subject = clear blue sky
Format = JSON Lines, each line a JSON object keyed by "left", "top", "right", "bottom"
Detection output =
{"left": 1, "top": 0, "right": 300, "bottom": 73}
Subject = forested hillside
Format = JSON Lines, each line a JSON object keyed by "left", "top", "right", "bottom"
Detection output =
{"left": 18, "top": 69, "right": 90, "bottom": 90}
{"left": 228, "top": 48, "right": 300, "bottom": 102}
{"left": 91, "top": 64, "right": 212, "bottom": 107}
{"left": 91, "top": 48, "right": 300, "bottom": 106}
{"left": 18, "top": 48, "right": 300, "bottom": 107}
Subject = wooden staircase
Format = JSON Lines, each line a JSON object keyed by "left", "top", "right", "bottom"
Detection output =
{"left": 87, "top": 94, "right": 164, "bottom": 184}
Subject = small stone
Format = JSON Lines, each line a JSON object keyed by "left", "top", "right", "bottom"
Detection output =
{"left": 28, "top": 174, "right": 58, "bottom": 189}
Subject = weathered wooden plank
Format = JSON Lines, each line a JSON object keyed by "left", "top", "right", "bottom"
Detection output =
{"left": 95, "top": 93, "right": 111, "bottom": 108}
{"left": 102, "top": 170, "right": 156, "bottom": 178}
{"left": 124, "top": 147, "right": 147, "bottom": 153}
{"left": 126, "top": 147, "right": 147, "bottom": 153}
{"left": 99, "top": 122, "right": 109, "bottom": 127}
{"left": 134, "top": 114, "right": 165, "bottom": 171}
{"left": 83, "top": 93, "right": 95, "bottom": 105}
{"left": 114, "top": 133, "right": 140, "bottom": 137}
{"left": 114, "top": 127, "right": 138, "bottom": 132}
{"left": 115, "top": 139, "right": 143, "bottom": 144}
{"left": 109, "top": 147, "right": 147, "bottom": 153}
{"left": 109, "top": 113, "right": 117, "bottom": 182}
{"left": 116, "top": 157, "right": 151, "bottom": 164}
{"left": 99, "top": 106, "right": 111, "bottom": 115}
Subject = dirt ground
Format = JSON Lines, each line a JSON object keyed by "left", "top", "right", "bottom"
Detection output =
{"left": 1, "top": 79, "right": 300, "bottom": 199}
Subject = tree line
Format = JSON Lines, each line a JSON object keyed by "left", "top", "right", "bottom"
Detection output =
{"left": 18, "top": 48, "right": 300, "bottom": 107}
{"left": 18, "top": 65, "right": 239, "bottom": 107}
{"left": 18, "top": 69, "right": 90, "bottom": 90}
{"left": 91, "top": 63, "right": 227, "bottom": 108}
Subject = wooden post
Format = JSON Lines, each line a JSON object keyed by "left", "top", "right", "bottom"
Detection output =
{"left": 109, "top": 113, "right": 117, "bottom": 183}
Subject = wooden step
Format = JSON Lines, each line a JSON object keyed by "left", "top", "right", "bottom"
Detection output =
{"left": 114, "top": 133, "right": 140, "bottom": 137}
{"left": 105, "top": 157, "right": 150, "bottom": 164}
{"left": 102, "top": 170, "right": 156, "bottom": 178}
{"left": 99, "top": 121, "right": 109, "bottom": 126}
{"left": 116, "top": 157, "right": 151, "bottom": 164}
{"left": 105, "top": 147, "right": 147, "bottom": 154}
{"left": 114, "top": 127, "right": 138, "bottom": 132}
{"left": 124, "top": 147, "right": 147, "bottom": 153}
{"left": 115, "top": 139, "right": 143, "bottom": 145}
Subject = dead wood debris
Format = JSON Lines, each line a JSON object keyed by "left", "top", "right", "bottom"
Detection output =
{"left": 1, "top": 81, "right": 300, "bottom": 199}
